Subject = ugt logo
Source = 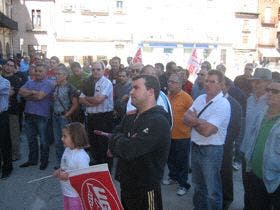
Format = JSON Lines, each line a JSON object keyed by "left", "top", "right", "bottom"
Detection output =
{"left": 81, "top": 178, "right": 122, "bottom": 210}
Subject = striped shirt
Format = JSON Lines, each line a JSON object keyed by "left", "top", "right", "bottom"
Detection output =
{"left": 0, "top": 76, "right": 10, "bottom": 112}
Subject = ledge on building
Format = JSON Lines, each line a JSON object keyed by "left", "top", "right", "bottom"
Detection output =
{"left": 0, "top": 12, "right": 17, "bottom": 30}
{"left": 259, "top": 48, "right": 280, "bottom": 58}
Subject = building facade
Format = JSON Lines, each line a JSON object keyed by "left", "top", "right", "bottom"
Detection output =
{"left": 0, "top": 0, "right": 17, "bottom": 59}
{"left": 11, "top": 0, "right": 280, "bottom": 75}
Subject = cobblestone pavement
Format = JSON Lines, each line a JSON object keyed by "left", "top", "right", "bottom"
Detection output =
{"left": 0, "top": 134, "right": 244, "bottom": 210}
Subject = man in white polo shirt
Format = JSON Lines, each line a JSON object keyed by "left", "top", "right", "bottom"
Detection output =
{"left": 79, "top": 61, "right": 114, "bottom": 169}
{"left": 184, "top": 70, "right": 231, "bottom": 210}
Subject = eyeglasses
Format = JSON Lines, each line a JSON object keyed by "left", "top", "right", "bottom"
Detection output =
{"left": 265, "top": 88, "right": 280, "bottom": 94}
{"left": 205, "top": 79, "right": 220, "bottom": 84}
{"left": 197, "top": 73, "right": 205, "bottom": 76}
{"left": 131, "top": 69, "right": 140, "bottom": 73}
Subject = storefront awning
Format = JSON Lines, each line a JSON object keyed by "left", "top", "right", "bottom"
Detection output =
{"left": 0, "top": 12, "right": 18, "bottom": 30}
{"left": 259, "top": 48, "right": 280, "bottom": 58}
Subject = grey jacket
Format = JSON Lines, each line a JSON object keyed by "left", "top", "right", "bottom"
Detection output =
{"left": 241, "top": 105, "right": 280, "bottom": 193}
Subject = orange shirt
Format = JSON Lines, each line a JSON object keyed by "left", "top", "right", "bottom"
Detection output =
{"left": 168, "top": 90, "right": 193, "bottom": 139}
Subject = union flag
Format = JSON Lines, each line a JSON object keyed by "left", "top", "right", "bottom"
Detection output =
{"left": 187, "top": 49, "right": 200, "bottom": 74}
{"left": 69, "top": 164, "right": 123, "bottom": 210}
{"left": 133, "top": 48, "right": 142, "bottom": 64}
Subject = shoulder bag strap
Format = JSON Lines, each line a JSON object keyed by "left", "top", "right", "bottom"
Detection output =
{"left": 197, "top": 101, "right": 213, "bottom": 118}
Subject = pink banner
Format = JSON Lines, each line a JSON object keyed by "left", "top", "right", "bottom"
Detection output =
{"left": 69, "top": 164, "right": 123, "bottom": 210}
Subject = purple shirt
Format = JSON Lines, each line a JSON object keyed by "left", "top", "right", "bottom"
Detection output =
{"left": 23, "top": 79, "right": 54, "bottom": 117}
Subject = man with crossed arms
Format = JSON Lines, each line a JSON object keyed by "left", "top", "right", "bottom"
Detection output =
{"left": 184, "top": 70, "right": 231, "bottom": 210}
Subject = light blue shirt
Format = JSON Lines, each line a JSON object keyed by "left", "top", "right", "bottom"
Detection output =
{"left": 240, "top": 94, "right": 268, "bottom": 163}
{"left": 0, "top": 76, "right": 10, "bottom": 112}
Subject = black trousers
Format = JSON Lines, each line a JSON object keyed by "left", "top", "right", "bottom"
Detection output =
{"left": 250, "top": 172, "right": 280, "bottom": 210}
{"left": 121, "top": 183, "right": 163, "bottom": 210}
{"left": 221, "top": 137, "right": 234, "bottom": 210}
{"left": 242, "top": 157, "right": 255, "bottom": 210}
{"left": 0, "top": 111, "right": 13, "bottom": 174}
{"left": 86, "top": 111, "right": 113, "bottom": 169}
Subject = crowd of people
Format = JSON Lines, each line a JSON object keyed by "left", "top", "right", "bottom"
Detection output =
{"left": 0, "top": 53, "right": 280, "bottom": 210}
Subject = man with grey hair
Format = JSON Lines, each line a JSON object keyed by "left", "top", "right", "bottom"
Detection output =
{"left": 79, "top": 61, "right": 114, "bottom": 169}
{"left": 240, "top": 67, "right": 272, "bottom": 210}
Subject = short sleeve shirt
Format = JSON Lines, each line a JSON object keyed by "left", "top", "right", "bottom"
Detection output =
{"left": 190, "top": 92, "right": 231, "bottom": 145}
{"left": 23, "top": 79, "right": 54, "bottom": 117}
{"left": 80, "top": 76, "right": 114, "bottom": 113}
{"left": 60, "top": 148, "right": 90, "bottom": 197}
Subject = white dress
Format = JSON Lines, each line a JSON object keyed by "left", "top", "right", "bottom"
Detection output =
{"left": 60, "top": 147, "right": 90, "bottom": 197}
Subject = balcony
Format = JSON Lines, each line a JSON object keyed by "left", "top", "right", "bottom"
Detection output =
{"left": 261, "top": 16, "right": 278, "bottom": 27}
{"left": 81, "top": 9, "right": 109, "bottom": 16}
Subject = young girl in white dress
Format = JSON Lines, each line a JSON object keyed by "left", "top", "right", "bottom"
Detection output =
{"left": 53, "top": 122, "right": 90, "bottom": 210}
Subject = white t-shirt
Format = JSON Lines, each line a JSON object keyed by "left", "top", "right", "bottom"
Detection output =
{"left": 80, "top": 76, "right": 114, "bottom": 114}
{"left": 60, "top": 147, "right": 90, "bottom": 197}
{"left": 190, "top": 92, "right": 231, "bottom": 145}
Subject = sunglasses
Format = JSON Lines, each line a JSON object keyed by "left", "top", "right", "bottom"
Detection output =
{"left": 266, "top": 88, "right": 280, "bottom": 94}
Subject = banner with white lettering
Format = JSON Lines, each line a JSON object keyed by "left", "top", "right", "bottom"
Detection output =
{"left": 69, "top": 164, "right": 123, "bottom": 210}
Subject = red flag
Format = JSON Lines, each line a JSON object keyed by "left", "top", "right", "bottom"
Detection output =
{"left": 187, "top": 49, "right": 200, "bottom": 74}
{"left": 69, "top": 164, "right": 123, "bottom": 210}
{"left": 133, "top": 48, "right": 142, "bottom": 64}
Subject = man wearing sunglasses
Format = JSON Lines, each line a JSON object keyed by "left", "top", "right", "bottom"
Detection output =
{"left": 191, "top": 61, "right": 211, "bottom": 100}
{"left": 240, "top": 67, "right": 272, "bottom": 210}
{"left": 79, "top": 61, "right": 114, "bottom": 170}
{"left": 241, "top": 79, "right": 280, "bottom": 209}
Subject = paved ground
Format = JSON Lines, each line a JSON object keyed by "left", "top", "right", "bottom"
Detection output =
{"left": 0, "top": 134, "right": 244, "bottom": 210}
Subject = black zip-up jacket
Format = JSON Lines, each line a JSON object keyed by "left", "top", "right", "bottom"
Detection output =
{"left": 109, "top": 105, "right": 171, "bottom": 190}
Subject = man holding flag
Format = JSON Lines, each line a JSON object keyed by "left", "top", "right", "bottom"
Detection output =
{"left": 109, "top": 75, "right": 171, "bottom": 210}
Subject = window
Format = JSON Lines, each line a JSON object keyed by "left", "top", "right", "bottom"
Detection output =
{"left": 242, "top": 35, "right": 249, "bottom": 44}
{"left": 184, "top": 48, "right": 192, "bottom": 54}
{"left": 28, "top": 45, "right": 47, "bottom": 58}
{"left": 221, "top": 49, "right": 227, "bottom": 65}
{"left": 242, "top": 20, "right": 250, "bottom": 32}
{"left": 64, "top": 56, "right": 74, "bottom": 63}
{"left": 116, "top": 1, "right": 123, "bottom": 9}
{"left": 143, "top": 47, "right": 153, "bottom": 53}
{"left": 264, "top": 7, "right": 272, "bottom": 23}
{"left": 31, "top": 9, "right": 41, "bottom": 28}
{"left": 164, "top": 48, "right": 173, "bottom": 54}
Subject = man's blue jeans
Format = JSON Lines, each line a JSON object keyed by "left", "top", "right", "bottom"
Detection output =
{"left": 192, "top": 143, "right": 223, "bottom": 210}
{"left": 25, "top": 113, "right": 49, "bottom": 164}
{"left": 52, "top": 114, "right": 69, "bottom": 162}
{"left": 167, "top": 138, "right": 191, "bottom": 189}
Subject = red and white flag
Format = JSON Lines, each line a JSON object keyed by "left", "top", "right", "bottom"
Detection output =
{"left": 69, "top": 164, "right": 123, "bottom": 210}
{"left": 133, "top": 48, "right": 142, "bottom": 64}
{"left": 187, "top": 49, "right": 200, "bottom": 74}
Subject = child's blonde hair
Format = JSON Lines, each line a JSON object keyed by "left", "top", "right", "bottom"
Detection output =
{"left": 63, "top": 122, "right": 90, "bottom": 149}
